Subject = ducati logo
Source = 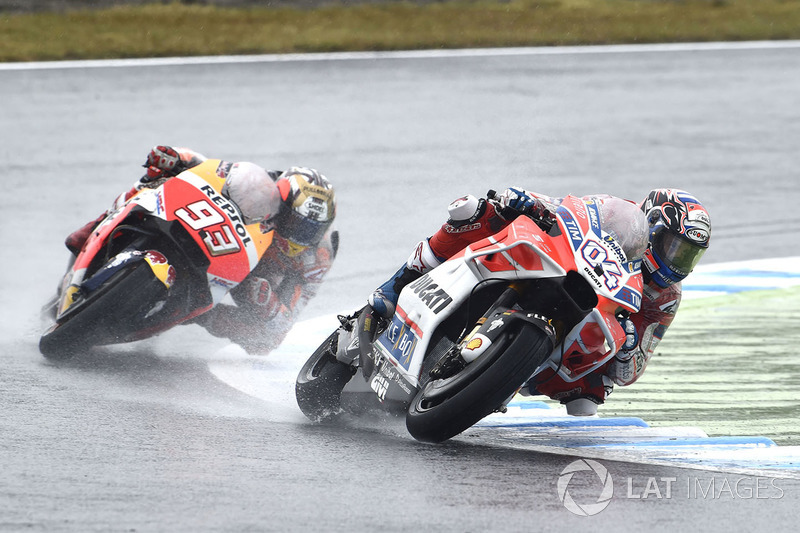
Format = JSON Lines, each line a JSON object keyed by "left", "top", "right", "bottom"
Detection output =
{"left": 407, "top": 274, "right": 454, "bottom": 314}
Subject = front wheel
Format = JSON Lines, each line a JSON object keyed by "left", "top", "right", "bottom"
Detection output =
{"left": 39, "top": 261, "right": 168, "bottom": 360}
{"left": 406, "top": 324, "right": 552, "bottom": 443}
{"left": 295, "top": 330, "right": 356, "bottom": 422}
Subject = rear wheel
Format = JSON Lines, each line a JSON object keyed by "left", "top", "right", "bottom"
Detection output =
{"left": 295, "top": 330, "right": 356, "bottom": 422}
{"left": 406, "top": 324, "right": 552, "bottom": 443}
{"left": 39, "top": 262, "right": 168, "bottom": 360}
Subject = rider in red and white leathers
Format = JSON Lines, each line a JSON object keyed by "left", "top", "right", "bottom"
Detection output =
{"left": 65, "top": 146, "right": 339, "bottom": 355}
{"left": 367, "top": 187, "right": 711, "bottom": 415}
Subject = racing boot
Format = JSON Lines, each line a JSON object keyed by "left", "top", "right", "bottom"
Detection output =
{"left": 368, "top": 265, "right": 422, "bottom": 319}
{"left": 564, "top": 397, "right": 600, "bottom": 416}
{"left": 368, "top": 238, "right": 444, "bottom": 318}
{"left": 564, "top": 376, "right": 614, "bottom": 416}
{"left": 65, "top": 213, "right": 107, "bottom": 255}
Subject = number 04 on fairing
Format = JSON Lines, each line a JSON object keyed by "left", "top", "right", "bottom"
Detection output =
{"left": 295, "top": 194, "right": 647, "bottom": 443}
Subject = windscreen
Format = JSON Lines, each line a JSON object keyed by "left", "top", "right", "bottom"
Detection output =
{"left": 595, "top": 196, "right": 649, "bottom": 262}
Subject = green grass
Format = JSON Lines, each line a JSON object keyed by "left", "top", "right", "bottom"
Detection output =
{"left": 1, "top": 0, "right": 800, "bottom": 62}
{"left": 603, "top": 287, "right": 800, "bottom": 446}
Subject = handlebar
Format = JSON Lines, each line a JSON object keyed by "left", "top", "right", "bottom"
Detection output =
{"left": 486, "top": 189, "right": 555, "bottom": 232}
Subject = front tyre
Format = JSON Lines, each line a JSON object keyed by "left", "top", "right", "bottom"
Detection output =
{"left": 39, "top": 261, "right": 168, "bottom": 360}
{"left": 295, "top": 330, "right": 355, "bottom": 422}
{"left": 406, "top": 324, "right": 552, "bottom": 443}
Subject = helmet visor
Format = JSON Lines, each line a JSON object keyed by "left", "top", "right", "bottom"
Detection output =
{"left": 278, "top": 208, "right": 331, "bottom": 247}
{"left": 652, "top": 229, "right": 706, "bottom": 276}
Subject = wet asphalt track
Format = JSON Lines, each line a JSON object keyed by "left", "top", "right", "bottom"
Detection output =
{"left": 2, "top": 43, "right": 800, "bottom": 530}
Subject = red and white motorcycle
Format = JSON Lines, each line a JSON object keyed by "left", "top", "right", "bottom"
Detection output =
{"left": 296, "top": 192, "right": 648, "bottom": 443}
{"left": 40, "top": 159, "right": 273, "bottom": 359}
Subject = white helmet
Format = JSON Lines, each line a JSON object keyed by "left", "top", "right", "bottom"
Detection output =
{"left": 221, "top": 162, "right": 282, "bottom": 225}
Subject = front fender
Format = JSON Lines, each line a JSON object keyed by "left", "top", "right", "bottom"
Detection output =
{"left": 58, "top": 249, "right": 176, "bottom": 319}
{"left": 460, "top": 306, "right": 557, "bottom": 363}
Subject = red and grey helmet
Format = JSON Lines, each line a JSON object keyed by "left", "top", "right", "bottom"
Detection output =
{"left": 274, "top": 167, "right": 336, "bottom": 256}
{"left": 640, "top": 189, "right": 711, "bottom": 288}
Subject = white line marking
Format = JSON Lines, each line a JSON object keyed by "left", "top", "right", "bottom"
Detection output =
{"left": 3, "top": 40, "right": 800, "bottom": 71}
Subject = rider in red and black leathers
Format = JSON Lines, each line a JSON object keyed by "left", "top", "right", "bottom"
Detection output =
{"left": 65, "top": 146, "right": 338, "bottom": 355}
{"left": 368, "top": 187, "right": 711, "bottom": 415}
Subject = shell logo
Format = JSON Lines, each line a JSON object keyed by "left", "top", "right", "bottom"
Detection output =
{"left": 465, "top": 337, "right": 483, "bottom": 351}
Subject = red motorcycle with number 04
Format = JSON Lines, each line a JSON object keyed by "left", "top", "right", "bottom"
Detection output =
{"left": 295, "top": 192, "right": 649, "bottom": 443}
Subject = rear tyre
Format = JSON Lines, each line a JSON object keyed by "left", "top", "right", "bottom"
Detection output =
{"left": 295, "top": 330, "right": 356, "bottom": 422}
{"left": 39, "top": 262, "right": 168, "bottom": 360}
{"left": 406, "top": 324, "right": 552, "bottom": 443}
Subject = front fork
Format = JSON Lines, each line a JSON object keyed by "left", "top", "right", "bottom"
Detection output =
{"left": 428, "top": 285, "right": 522, "bottom": 380}
{"left": 458, "top": 285, "right": 522, "bottom": 363}
{"left": 333, "top": 306, "right": 384, "bottom": 383}
{"left": 431, "top": 283, "right": 559, "bottom": 413}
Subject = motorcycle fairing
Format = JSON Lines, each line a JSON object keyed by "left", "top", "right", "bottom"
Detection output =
{"left": 375, "top": 306, "right": 421, "bottom": 371}
{"left": 539, "top": 309, "right": 622, "bottom": 382}
{"left": 57, "top": 198, "right": 144, "bottom": 316}
{"left": 373, "top": 195, "right": 642, "bottom": 397}
{"left": 167, "top": 162, "right": 272, "bottom": 301}
{"left": 455, "top": 215, "right": 572, "bottom": 281}
{"left": 56, "top": 159, "right": 273, "bottom": 318}
{"left": 376, "top": 214, "right": 570, "bottom": 388}
{"left": 556, "top": 195, "right": 643, "bottom": 315}
{"left": 377, "top": 257, "right": 483, "bottom": 388}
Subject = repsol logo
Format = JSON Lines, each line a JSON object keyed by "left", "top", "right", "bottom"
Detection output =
{"left": 200, "top": 184, "right": 251, "bottom": 246}
{"left": 407, "top": 274, "right": 453, "bottom": 314}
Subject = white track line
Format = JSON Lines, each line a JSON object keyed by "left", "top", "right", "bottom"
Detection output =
{"left": 3, "top": 40, "right": 800, "bottom": 71}
{"left": 208, "top": 258, "right": 800, "bottom": 473}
